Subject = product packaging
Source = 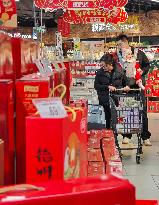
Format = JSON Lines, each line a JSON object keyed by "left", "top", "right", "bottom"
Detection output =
{"left": 25, "top": 108, "right": 87, "bottom": 183}
{"left": 0, "top": 80, "right": 14, "bottom": 185}
{"left": 16, "top": 78, "right": 50, "bottom": 183}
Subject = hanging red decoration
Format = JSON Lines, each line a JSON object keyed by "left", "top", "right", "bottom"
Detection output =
{"left": 58, "top": 17, "right": 70, "bottom": 37}
{"left": 34, "top": 0, "right": 66, "bottom": 10}
{"left": 34, "top": 0, "right": 128, "bottom": 10}
{"left": 63, "top": 7, "right": 128, "bottom": 24}
{"left": 100, "top": 0, "right": 128, "bottom": 10}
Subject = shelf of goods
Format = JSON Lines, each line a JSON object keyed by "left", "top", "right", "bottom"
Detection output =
{"left": 145, "top": 60, "right": 159, "bottom": 113}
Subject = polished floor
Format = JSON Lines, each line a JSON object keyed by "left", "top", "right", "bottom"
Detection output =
{"left": 121, "top": 113, "right": 159, "bottom": 200}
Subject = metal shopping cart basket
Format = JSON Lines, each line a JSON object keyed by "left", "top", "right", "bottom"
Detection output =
{"left": 110, "top": 89, "right": 143, "bottom": 164}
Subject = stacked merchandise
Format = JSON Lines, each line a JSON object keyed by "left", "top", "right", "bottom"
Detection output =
{"left": 145, "top": 60, "right": 159, "bottom": 113}
{"left": 87, "top": 130, "right": 123, "bottom": 177}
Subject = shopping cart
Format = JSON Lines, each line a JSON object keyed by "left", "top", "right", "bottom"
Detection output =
{"left": 110, "top": 89, "right": 143, "bottom": 164}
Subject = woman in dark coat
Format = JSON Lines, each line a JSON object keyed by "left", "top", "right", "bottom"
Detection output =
{"left": 94, "top": 53, "right": 130, "bottom": 129}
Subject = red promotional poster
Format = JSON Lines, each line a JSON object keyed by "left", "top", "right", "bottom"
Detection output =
{"left": 67, "top": 0, "right": 96, "bottom": 10}
{"left": 16, "top": 78, "right": 50, "bottom": 184}
{"left": 100, "top": 0, "right": 128, "bottom": 10}
{"left": 0, "top": 80, "right": 14, "bottom": 185}
{"left": 0, "top": 0, "right": 17, "bottom": 28}
{"left": 26, "top": 109, "right": 87, "bottom": 183}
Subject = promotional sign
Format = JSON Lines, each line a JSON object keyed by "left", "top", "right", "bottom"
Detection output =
{"left": 0, "top": 0, "right": 17, "bottom": 28}
{"left": 63, "top": 7, "right": 128, "bottom": 24}
{"left": 34, "top": 0, "right": 66, "bottom": 10}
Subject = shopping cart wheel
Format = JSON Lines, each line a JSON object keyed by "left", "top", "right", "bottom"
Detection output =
{"left": 136, "top": 155, "right": 140, "bottom": 164}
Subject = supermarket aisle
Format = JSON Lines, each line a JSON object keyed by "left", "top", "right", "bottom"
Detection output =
{"left": 122, "top": 114, "right": 159, "bottom": 200}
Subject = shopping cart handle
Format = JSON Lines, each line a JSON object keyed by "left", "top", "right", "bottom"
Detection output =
{"left": 115, "top": 88, "right": 140, "bottom": 91}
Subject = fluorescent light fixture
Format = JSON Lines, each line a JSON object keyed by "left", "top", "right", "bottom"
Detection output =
{"left": 151, "top": 0, "right": 159, "bottom": 2}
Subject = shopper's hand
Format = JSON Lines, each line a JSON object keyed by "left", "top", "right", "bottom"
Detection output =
{"left": 138, "top": 68, "right": 143, "bottom": 75}
{"left": 108, "top": 86, "right": 116, "bottom": 92}
{"left": 123, "top": 86, "right": 130, "bottom": 92}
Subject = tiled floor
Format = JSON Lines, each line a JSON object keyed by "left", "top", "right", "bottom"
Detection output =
{"left": 122, "top": 113, "right": 159, "bottom": 200}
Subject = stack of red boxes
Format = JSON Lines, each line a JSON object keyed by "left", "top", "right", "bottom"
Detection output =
{"left": 145, "top": 69, "right": 159, "bottom": 113}
{"left": 87, "top": 130, "right": 123, "bottom": 177}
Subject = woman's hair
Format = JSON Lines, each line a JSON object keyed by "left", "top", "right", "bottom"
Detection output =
{"left": 116, "top": 34, "right": 129, "bottom": 42}
{"left": 100, "top": 53, "right": 115, "bottom": 65}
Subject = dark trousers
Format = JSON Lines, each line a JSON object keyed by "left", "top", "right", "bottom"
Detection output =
{"left": 123, "top": 91, "right": 151, "bottom": 141}
{"left": 102, "top": 105, "right": 111, "bottom": 129}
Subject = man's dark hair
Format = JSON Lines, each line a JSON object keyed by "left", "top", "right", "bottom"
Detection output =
{"left": 116, "top": 34, "right": 129, "bottom": 42}
{"left": 100, "top": 53, "right": 115, "bottom": 65}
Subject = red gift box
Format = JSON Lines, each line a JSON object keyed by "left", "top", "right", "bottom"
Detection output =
{"left": 88, "top": 130, "right": 103, "bottom": 149}
{"left": 153, "top": 70, "right": 159, "bottom": 80}
{"left": 26, "top": 109, "right": 87, "bottom": 183}
{"left": 0, "top": 80, "right": 14, "bottom": 185}
{"left": 88, "top": 162, "right": 106, "bottom": 176}
{"left": 145, "top": 84, "right": 153, "bottom": 97}
{"left": 87, "top": 148, "right": 103, "bottom": 162}
{"left": 102, "top": 129, "right": 114, "bottom": 138}
{"left": 102, "top": 137, "right": 116, "bottom": 161}
{"left": 0, "top": 176, "right": 136, "bottom": 205}
{"left": 148, "top": 100, "right": 159, "bottom": 113}
{"left": 106, "top": 160, "right": 123, "bottom": 177}
{"left": 153, "top": 84, "right": 159, "bottom": 97}
{"left": 16, "top": 78, "right": 50, "bottom": 184}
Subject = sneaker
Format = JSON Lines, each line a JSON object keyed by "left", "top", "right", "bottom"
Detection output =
{"left": 122, "top": 137, "right": 130, "bottom": 144}
{"left": 143, "top": 139, "right": 152, "bottom": 146}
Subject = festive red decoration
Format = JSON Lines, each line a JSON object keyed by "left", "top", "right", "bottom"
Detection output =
{"left": 63, "top": 7, "right": 128, "bottom": 24}
{"left": 58, "top": 17, "right": 70, "bottom": 37}
{"left": 100, "top": 0, "right": 128, "bottom": 10}
{"left": 34, "top": 0, "right": 66, "bottom": 10}
{"left": 34, "top": 0, "right": 128, "bottom": 10}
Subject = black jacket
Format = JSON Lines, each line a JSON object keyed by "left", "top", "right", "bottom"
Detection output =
{"left": 136, "top": 49, "right": 150, "bottom": 85}
{"left": 94, "top": 66, "right": 129, "bottom": 106}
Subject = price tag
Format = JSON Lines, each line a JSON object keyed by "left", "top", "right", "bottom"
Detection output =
{"left": 33, "top": 98, "right": 67, "bottom": 118}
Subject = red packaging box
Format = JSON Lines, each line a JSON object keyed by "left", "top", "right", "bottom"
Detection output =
{"left": 16, "top": 78, "right": 50, "bottom": 184}
{"left": 87, "top": 148, "right": 103, "bottom": 162}
{"left": 145, "top": 84, "right": 153, "bottom": 97}
{"left": 0, "top": 176, "right": 136, "bottom": 205}
{"left": 0, "top": 140, "right": 4, "bottom": 186}
{"left": 102, "top": 137, "right": 116, "bottom": 161}
{"left": 153, "top": 84, "right": 159, "bottom": 97}
{"left": 102, "top": 129, "right": 114, "bottom": 138}
{"left": 0, "top": 80, "right": 14, "bottom": 185}
{"left": 88, "top": 162, "right": 106, "bottom": 176}
{"left": 106, "top": 160, "right": 123, "bottom": 177}
{"left": 153, "top": 70, "right": 159, "bottom": 80}
{"left": 147, "top": 101, "right": 159, "bottom": 113}
{"left": 26, "top": 109, "right": 87, "bottom": 183}
{"left": 88, "top": 130, "right": 102, "bottom": 149}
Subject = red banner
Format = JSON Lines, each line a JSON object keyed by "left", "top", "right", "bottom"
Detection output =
{"left": 63, "top": 7, "right": 128, "bottom": 24}
{"left": 58, "top": 17, "right": 70, "bottom": 37}
{"left": 34, "top": 0, "right": 128, "bottom": 10}
{"left": 0, "top": 0, "right": 17, "bottom": 28}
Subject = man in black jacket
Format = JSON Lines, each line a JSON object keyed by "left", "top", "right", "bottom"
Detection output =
{"left": 94, "top": 53, "right": 130, "bottom": 129}
{"left": 116, "top": 34, "right": 151, "bottom": 146}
